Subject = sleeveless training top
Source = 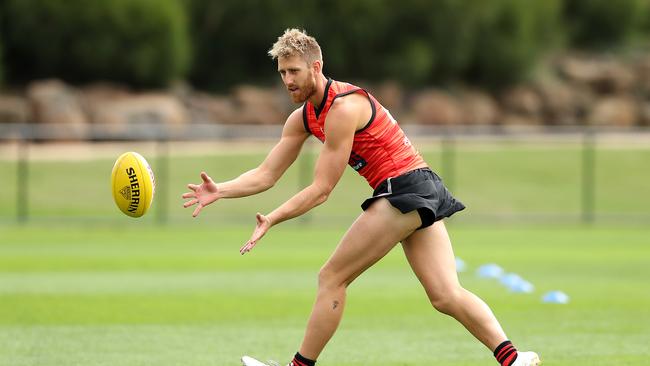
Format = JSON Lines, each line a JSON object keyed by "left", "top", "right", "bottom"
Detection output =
{"left": 303, "top": 78, "right": 426, "bottom": 189}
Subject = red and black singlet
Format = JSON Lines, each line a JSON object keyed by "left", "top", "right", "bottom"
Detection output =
{"left": 303, "top": 78, "right": 427, "bottom": 189}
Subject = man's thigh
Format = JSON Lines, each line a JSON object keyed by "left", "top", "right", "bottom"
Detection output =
{"left": 401, "top": 221, "right": 460, "bottom": 295}
{"left": 321, "top": 198, "right": 421, "bottom": 286}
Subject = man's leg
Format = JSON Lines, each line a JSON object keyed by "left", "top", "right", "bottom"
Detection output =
{"left": 401, "top": 220, "right": 508, "bottom": 350}
{"left": 298, "top": 198, "right": 421, "bottom": 360}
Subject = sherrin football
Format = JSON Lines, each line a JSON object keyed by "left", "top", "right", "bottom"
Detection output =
{"left": 111, "top": 152, "right": 156, "bottom": 217}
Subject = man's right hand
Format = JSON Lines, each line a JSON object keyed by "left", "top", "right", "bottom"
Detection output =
{"left": 182, "top": 172, "right": 220, "bottom": 217}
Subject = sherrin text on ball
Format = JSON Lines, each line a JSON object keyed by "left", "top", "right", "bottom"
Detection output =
{"left": 111, "top": 152, "right": 155, "bottom": 217}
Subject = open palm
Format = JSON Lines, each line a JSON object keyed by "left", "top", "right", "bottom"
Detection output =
{"left": 182, "top": 172, "right": 220, "bottom": 217}
{"left": 240, "top": 213, "right": 272, "bottom": 255}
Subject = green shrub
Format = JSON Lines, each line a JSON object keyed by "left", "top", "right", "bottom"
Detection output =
{"left": 185, "top": 0, "right": 563, "bottom": 89}
{"left": 0, "top": 38, "right": 4, "bottom": 86}
{"left": 0, "top": 8, "right": 4, "bottom": 86}
{"left": 184, "top": 0, "right": 291, "bottom": 90}
{"left": 3, "top": 0, "right": 190, "bottom": 87}
{"left": 3, "top": 0, "right": 649, "bottom": 90}
{"left": 564, "top": 0, "right": 650, "bottom": 48}
{"left": 375, "top": 0, "right": 563, "bottom": 87}
{"left": 467, "top": 0, "right": 564, "bottom": 87}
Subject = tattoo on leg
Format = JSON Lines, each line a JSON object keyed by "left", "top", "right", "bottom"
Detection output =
{"left": 333, "top": 300, "right": 339, "bottom": 310}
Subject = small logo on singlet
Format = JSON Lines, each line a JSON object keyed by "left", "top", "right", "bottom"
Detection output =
{"left": 348, "top": 151, "right": 367, "bottom": 171}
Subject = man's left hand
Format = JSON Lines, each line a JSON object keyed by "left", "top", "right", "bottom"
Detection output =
{"left": 240, "top": 213, "right": 272, "bottom": 255}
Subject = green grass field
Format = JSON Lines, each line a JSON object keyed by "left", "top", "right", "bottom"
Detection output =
{"left": 1, "top": 224, "right": 649, "bottom": 365}
{"left": 0, "top": 140, "right": 648, "bottom": 365}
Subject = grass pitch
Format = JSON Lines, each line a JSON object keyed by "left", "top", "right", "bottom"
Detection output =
{"left": 1, "top": 224, "right": 648, "bottom": 365}
{"left": 0, "top": 139, "right": 648, "bottom": 364}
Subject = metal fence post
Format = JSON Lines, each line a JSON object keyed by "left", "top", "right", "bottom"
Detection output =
{"left": 155, "top": 137, "right": 169, "bottom": 225}
{"left": 581, "top": 128, "right": 596, "bottom": 223}
{"left": 17, "top": 126, "right": 30, "bottom": 223}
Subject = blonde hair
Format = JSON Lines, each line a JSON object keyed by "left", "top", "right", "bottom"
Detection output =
{"left": 268, "top": 28, "right": 322, "bottom": 64}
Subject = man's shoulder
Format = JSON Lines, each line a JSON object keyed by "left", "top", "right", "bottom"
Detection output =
{"left": 282, "top": 106, "right": 310, "bottom": 135}
{"left": 331, "top": 78, "right": 359, "bottom": 91}
{"left": 329, "top": 91, "right": 368, "bottom": 113}
{"left": 288, "top": 105, "right": 305, "bottom": 118}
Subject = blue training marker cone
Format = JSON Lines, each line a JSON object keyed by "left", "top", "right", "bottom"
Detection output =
{"left": 500, "top": 273, "right": 523, "bottom": 287}
{"left": 500, "top": 273, "right": 535, "bottom": 293}
{"left": 455, "top": 257, "right": 467, "bottom": 273}
{"left": 476, "top": 263, "right": 504, "bottom": 279}
{"left": 510, "top": 279, "right": 535, "bottom": 293}
{"left": 542, "top": 290, "right": 570, "bottom": 304}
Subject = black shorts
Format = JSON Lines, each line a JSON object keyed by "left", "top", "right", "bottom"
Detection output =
{"left": 360, "top": 168, "right": 466, "bottom": 229}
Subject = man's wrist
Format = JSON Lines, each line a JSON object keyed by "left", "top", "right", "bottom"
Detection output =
{"left": 266, "top": 212, "right": 279, "bottom": 226}
{"left": 214, "top": 184, "right": 224, "bottom": 200}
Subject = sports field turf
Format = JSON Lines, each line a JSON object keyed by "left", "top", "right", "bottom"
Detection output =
{"left": 0, "top": 224, "right": 648, "bottom": 365}
{"left": 0, "top": 140, "right": 648, "bottom": 365}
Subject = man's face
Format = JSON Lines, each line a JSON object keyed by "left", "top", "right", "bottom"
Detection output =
{"left": 277, "top": 55, "right": 317, "bottom": 103}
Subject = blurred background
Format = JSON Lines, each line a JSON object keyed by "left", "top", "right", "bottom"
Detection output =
{"left": 0, "top": 0, "right": 649, "bottom": 225}
{"left": 1, "top": 2, "right": 649, "bottom": 365}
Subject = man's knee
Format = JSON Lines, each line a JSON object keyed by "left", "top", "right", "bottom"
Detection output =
{"left": 318, "top": 264, "right": 349, "bottom": 291}
{"left": 429, "top": 286, "right": 464, "bottom": 315}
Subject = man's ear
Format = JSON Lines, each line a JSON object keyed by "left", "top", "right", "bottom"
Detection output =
{"left": 312, "top": 60, "right": 323, "bottom": 75}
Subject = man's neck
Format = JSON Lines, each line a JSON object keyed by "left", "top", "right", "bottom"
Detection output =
{"left": 308, "top": 75, "right": 330, "bottom": 107}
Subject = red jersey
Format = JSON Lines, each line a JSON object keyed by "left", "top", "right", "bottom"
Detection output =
{"left": 303, "top": 78, "right": 427, "bottom": 189}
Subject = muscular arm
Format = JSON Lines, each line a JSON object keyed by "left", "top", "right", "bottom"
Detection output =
{"left": 266, "top": 98, "right": 362, "bottom": 226}
{"left": 183, "top": 108, "right": 308, "bottom": 217}
{"left": 217, "top": 108, "right": 309, "bottom": 199}
{"left": 239, "top": 94, "right": 371, "bottom": 254}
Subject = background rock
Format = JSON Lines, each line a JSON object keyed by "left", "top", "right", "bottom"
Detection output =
{"left": 9, "top": 50, "right": 650, "bottom": 130}
{"left": 411, "top": 89, "right": 464, "bottom": 125}
{"left": 27, "top": 79, "right": 87, "bottom": 125}
{"left": 588, "top": 96, "right": 638, "bottom": 127}
{"left": 458, "top": 90, "right": 500, "bottom": 125}
{"left": 232, "top": 85, "right": 287, "bottom": 125}
{"left": 0, "top": 94, "right": 29, "bottom": 123}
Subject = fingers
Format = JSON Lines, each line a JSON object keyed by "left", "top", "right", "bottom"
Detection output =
{"left": 184, "top": 172, "right": 211, "bottom": 217}
{"left": 201, "top": 171, "right": 212, "bottom": 184}
{"left": 192, "top": 204, "right": 203, "bottom": 217}
{"left": 183, "top": 199, "right": 198, "bottom": 208}
{"left": 256, "top": 212, "right": 272, "bottom": 226}
{"left": 240, "top": 240, "right": 256, "bottom": 255}
{"left": 241, "top": 213, "right": 271, "bottom": 255}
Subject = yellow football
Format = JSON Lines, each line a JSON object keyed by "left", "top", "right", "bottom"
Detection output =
{"left": 111, "top": 152, "right": 156, "bottom": 217}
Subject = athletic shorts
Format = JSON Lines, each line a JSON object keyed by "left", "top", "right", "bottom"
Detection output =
{"left": 360, "top": 168, "right": 466, "bottom": 229}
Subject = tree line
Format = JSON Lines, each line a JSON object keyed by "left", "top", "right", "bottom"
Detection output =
{"left": 1, "top": 0, "right": 649, "bottom": 90}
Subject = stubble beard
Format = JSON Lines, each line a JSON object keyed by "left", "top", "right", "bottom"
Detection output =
{"left": 293, "top": 77, "right": 316, "bottom": 104}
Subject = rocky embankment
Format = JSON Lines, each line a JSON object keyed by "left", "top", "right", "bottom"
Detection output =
{"left": 2, "top": 53, "right": 650, "bottom": 130}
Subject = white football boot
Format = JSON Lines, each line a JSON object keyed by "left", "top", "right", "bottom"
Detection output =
{"left": 241, "top": 356, "right": 280, "bottom": 366}
{"left": 511, "top": 351, "right": 541, "bottom": 366}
